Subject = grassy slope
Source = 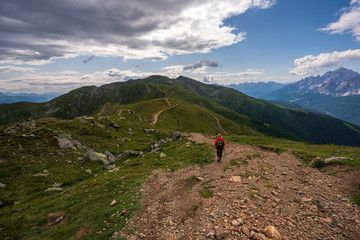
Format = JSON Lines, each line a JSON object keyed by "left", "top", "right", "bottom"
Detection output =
{"left": 170, "top": 76, "right": 360, "bottom": 146}
{"left": 0, "top": 84, "right": 166, "bottom": 125}
{"left": 1, "top": 110, "right": 360, "bottom": 239}
{"left": 1, "top": 75, "right": 360, "bottom": 146}
{"left": 0, "top": 112, "right": 214, "bottom": 239}
{"left": 111, "top": 98, "right": 262, "bottom": 136}
{"left": 153, "top": 85, "right": 298, "bottom": 140}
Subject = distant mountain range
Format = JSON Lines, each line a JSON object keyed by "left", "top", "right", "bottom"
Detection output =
{"left": 226, "top": 81, "right": 287, "bottom": 98}
{"left": 0, "top": 92, "right": 59, "bottom": 103}
{"left": 265, "top": 67, "right": 360, "bottom": 98}
{"left": 263, "top": 67, "right": 360, "bottom": 126}
{"left": 1, "top": 75, "right": 360, "bottom": 146}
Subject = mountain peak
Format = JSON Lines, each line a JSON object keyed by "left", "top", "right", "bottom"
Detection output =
{"left": 284, "top": 68, "right": 360, "bottom": 96}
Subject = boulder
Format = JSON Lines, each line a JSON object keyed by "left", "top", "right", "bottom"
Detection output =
{"left": 45, "top": 187, "right": 63, "bottom": 192}
{"left": 4, "top": 127, "right": 17, "bottom": 136}
{"left": 117, "top": 150, "right": 144, "bottom": 160}
{"left": 253, "top": 233, "right": 269, "bottom": 240}
{"left": 110, "top": 121, "right": 120, "bottom": 128}
{"left": 264, "top": 226, "right": 282, "bottom": 240}
{"left": 229, "top": 176, "right": 242, "bottom": 183}
{"left": 160, "top": 152, "right": 167, "bottom": 158}
{"left": 55, "top": 134, "right": 83, "bottom": 150}
{"left": 241, "top": 225, "right": 251, "bottom": 238}
{"left": 104, "top": 150, "right": 117, "bottom": 162}
{"left": 110, "top": 200, "right": 117, "bottom": 206}
{"left": 0, "top": 182, "right": 5, "bottom": 188}
{"left": 0, "top": 200, "right": 4, "bottom": 207}
{"left": 324, "top": 157, "right": 347, "bottom": 164}
{"left": 152, "top": 139, "right": 166, "bottom": 149}
{"left": 34, "top": 173, "right": 50, "bottom": 177}
{"left": 144, "top": 129, "right": 155, "bottom": 133}
{"left": 21, "top": 133, "right": 36, "bottom": 139}
{"left": 85, "top": 151, "right": 109, "bottom": 165}
{"left": 171, "top": 131, "right": 182, "bottom": 140}
{"left": 94, "top": 121, "right": 105, "bottom": 129}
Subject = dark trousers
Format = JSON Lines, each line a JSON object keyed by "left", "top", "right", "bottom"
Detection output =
{"left": 217, "top": 150, "right": 223, "bottom": 160}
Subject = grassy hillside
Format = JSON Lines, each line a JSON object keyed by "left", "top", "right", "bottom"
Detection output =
{"left": 0, "top": 83, "right": 166, "bottom": 125}
{"left": 1, "top": 112, "right": 359, "bottom": 239}
{"left": 1, "top": 101, "right": 360, "bottom": 239}
{"left": 120, "top": 98, "right": 261, "bottom": 136}
{"left": 1, "top": 75, "right": 360, "bottom": 146}
{"left": 0, "top": 111, "right": 214, "bottom": 239}
{"left": 145, "top": 76, "right": 360, "bottom": 146}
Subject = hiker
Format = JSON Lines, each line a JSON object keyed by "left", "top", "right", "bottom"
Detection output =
{"left": 214, "top": 134, "right": 225, "bottom": 161}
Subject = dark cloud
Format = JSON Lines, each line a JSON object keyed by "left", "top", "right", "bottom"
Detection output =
{"left": 0, "top": 0, "right": 185, "bottom": 64}
{"left": 82, "top": 55, "right": 95, "bottom": 63}
{"left": 183, "top": 60, "right": 219, "bottom": 71}
{"left": 0, "top": 0, "right": 271, "bottom": 64}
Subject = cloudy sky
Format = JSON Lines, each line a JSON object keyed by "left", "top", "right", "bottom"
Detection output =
{"left": 1, "top": 0, "right": 360, "bottom": 94}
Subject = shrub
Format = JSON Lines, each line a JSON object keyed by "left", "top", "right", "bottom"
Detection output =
{"left": 311, "top": 159, "right": 326, "bottom": 169}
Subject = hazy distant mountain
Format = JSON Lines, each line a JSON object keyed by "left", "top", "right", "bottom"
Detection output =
{"left": 265, "top": 67, "right": 360, "bottom": 99}
{"left": 226, "top": 81, "right": 287, "bottom": 98}
{"left": 264, "top": 68, "right": 360, "bottom": 126}
{"left": 0, "top": 92, "right": 59, "bottom": 103}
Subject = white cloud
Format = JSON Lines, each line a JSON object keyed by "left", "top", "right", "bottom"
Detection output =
{"left": 197, "top": 70, "right": 298, "bottom": 85}
{"left": 161, "top": 65, "right": 185, "bottom": 78}
{"left": 0, "top": 67, "right": 183, "bottom": 94}
{"left": 0, "top": 0, "right": 275, "bottom": 65}
{"left": 1, "top": 66, "right": 298, "bottom": 94}
{"left": 0, "top": 65, "right": 38, "bottom": 73}
{"left": 319, "top": 0, "right": 360, "bottom": 41}
{"left": 290, "top": 49, "right": 360, "bottom": 75}
{"left": 0, "top": 74, "right": 81, "bottom": 94}
{"left": 79, "top": 68, "right": 159, "bottom": 84}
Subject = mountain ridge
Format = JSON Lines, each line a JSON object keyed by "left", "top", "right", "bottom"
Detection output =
{"left": 1, "top": 75, "right": 360, "bottom": 146}
{"left": 263, "top": 67, "right": 360, "bottom": 126}
{"left": 266, "top": 67, "right": 360, "bottom": 98}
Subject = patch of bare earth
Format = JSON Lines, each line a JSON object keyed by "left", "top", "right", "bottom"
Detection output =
{"left": 115, "top": 133, "right": 360, "bottom": 240}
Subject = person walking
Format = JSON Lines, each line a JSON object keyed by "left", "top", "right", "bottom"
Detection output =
{"left": 214, "top": 134, "right": 225, "bottom": 162}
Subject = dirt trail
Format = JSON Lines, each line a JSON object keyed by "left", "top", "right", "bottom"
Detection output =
{"left": 208, "top": 112, "right": 228, "bottom": 135}
{"left": 151, "top": 99, "right": 179, "bottom": 126}
{"left": 116, "top": 133, "right": 360, "bottom": 240}
{"left": 164, "top": 97, "right": 171, "bottom": 106}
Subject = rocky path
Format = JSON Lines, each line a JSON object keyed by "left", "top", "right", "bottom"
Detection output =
{"left": 151, "top": 99, "right": 180, "bottom": 126}
{"left": 115, "top": 133, "right": 360, "bottom": 239}
{"left": 208, "top": 112, "right": 228, "bottom": 135}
